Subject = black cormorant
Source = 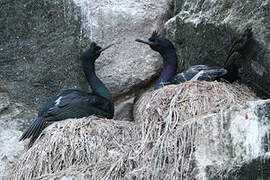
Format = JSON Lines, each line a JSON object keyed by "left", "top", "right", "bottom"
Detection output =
{"left": 135, "top": 28, "right": 253, "bottom": 89}
{"left": 222, "top": 27, "right": 254, "bottom": 82}
{"left": 19, "top": 42, "right": 114, "bottom": 146}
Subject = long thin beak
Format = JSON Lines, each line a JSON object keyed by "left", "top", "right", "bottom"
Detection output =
{"left": 135, "top": 39, "right": 152, "bottom": 45}
{"left": 99, "top": 43, "right": 115, "bottom": 53}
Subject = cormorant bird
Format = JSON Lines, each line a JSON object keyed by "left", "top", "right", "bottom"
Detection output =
{"left": 19, "top": 42, "right": 114, "bottom": 146}
{"left": 222, "top": 27, "right": 254, "bottom": 82}
{"left": 135, "top": 28, "right": 253, "bottom": 89}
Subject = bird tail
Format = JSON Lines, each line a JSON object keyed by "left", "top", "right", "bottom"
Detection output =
{"left": 19, "top": 117, "right": 46, "bottom": 146}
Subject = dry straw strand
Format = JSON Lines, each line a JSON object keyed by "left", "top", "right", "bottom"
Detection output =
{"left": 10, "top": 81, "right": 258, "bottom": 179}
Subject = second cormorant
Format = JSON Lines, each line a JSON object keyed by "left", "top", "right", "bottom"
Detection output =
{"left": 19, "top": 42, "right": 114, "bottom": 146}
{"left": 135, "top": 28, "right": 253, "bottom": 89}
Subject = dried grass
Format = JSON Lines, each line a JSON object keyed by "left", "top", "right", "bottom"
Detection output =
{"left": 10, "top": 81, "right": 258, "bottom": 179}
{"left": 132, "top": 81, "right": 258, "bottom": 179}
{"left": 10, "top": 117, "right": 140, "bottom": 180}
{"left": 134, "top": 81, "right": 257, "bottom": 124}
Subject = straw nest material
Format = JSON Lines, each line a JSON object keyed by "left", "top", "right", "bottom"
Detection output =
{"left": 134, "top": 81, "right": 257, "bottom": 124}
{"left": 10, "top": 81, "right": 258, "bottom": 179}
{"left": 10, "top": 116, "right": 141, "bottom": 180}
{"left": 132, "top": 81, "right": 258, "bottom": 179}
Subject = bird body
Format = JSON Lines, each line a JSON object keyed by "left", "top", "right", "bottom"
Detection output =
{"left": 136, "top": 31, "right": 227, "bottom": 89}
{"left": 172, "top": 65, "right": 227, "bottom": 84}
{"left": 136, "top": 29, "right": 253, "bottom": 89}
{"left": 223, "top": 27, "right": 254, "bottom": 82}
{"left": 20, "top": 42, "right": 114, "bottom": 146}
{"left": 38, "top": 89, "right": 114, "bottom": 121}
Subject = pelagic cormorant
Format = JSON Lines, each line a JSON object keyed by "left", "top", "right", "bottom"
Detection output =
{"left": 19, "top": 42, "right": 114, "bottom": 146}
{"left": 135, "top": 28, "right": 253, "bottom": 89}
{"left": 222, "top": 27, "right": 254, "bottom": 82}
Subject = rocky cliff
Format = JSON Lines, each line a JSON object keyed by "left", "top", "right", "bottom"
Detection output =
{"left": 8, "top": 82, "right": 270, "bottom": 179}
{"left": 1, "top": 0, "right": 269, "bottom": 179}
{"left": 166, "top": 0, "right": 270, "bottom": 98}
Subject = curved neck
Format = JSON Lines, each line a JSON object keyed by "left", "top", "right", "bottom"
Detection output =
{"left": 155, "top": 49, "right": 178, "bottom": 89}
{"left": 81, "top": 50, "right": 113, "bottom": 103}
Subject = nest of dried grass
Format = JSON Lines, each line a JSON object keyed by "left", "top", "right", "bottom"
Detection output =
{"left": 134, "top": 81, "right": 257, "bottom": 124}
{"left": 10, "top": 117, "right": 141, "bottom": 180}
{"left": 10, "top": 81, "right": 258, "bottom": 179}
{"left": 132, "top": 81, "right": 258, "bottom": 179}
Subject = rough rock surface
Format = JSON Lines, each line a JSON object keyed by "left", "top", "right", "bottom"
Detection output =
{"left": 73, "top": 0, "right": 173, "bottom": 120}
{"left": 0, "top": 0, "right": 172, "bottom": 110}
{"left": 194, "top": 100, "right": 270, "bottom": 179}
{"left": 1, "top": 0, "right": 270, "bottom": 179}
{"left": 165, "top": 0, "right": 270, "bottom": 98}
{"left": 210, "top": 153, "right": 270, "bottom": 180}
{"left": 0, "top": 0, "right": 172, "bottom": 178}
{"left": 0, "top": 0, "right": 82, "bottom": 108}
{"left": 133, "top": 81, "right": 269, "bottom": 179}
{"left": 73, "top": 0, "right": 172, "bottom": 97}
{"left": 0, "top": 92, "right": 37, "bottom": 179}
{"left": 9, "top": 96, "right": 270, "bottom": 179}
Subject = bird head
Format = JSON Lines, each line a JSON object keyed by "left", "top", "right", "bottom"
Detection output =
{"left": 85, "top": 42, "right": 114, "bottom": 63}
{"left": 135, "top": 31, "right": 175, "bottom": 55}
{"left": 242, "top": 27, "right": 253, "bottom": 40}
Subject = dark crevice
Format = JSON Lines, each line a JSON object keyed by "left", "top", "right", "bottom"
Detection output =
{"left": 113, "top": 70, "right": 161, "bottom": 105}
{"left": 112, "top": 0, "right": 176, "bottom": 121}
{"left": 208, "top": 154, "right": 270, "bottom": 180}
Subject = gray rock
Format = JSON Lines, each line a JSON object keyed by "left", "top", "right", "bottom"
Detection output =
{"left": 133, "top": 81, "right": 267, "bottom": 179}
{"left": 0, "top": 0, "right": 82, "bottom": 109}
{"left": 114, "top": 97, "right": 135, "bottom": 121}
{"left": 0, "top": 0, "right": 172, "bottom": 112}
{"left": 0, "top": 0, "right": 172, "bottom": 177}
{"left": 0, "top": 92, "right": 10, "bottom": 113}
{"left": 208, "top": 153, "right": 270, "bottom": 180}
{"left": 165, "top": 0, "right": 270, "bottom": 98}
{"left": 192, "top": 100, "right": 270, "bottom": 179}
{"left": 73, "top": 0, "right": 172, "bottom": 97}
{"left": 0, "top": 93, "right": 37, "bottom": 179}
{"left": 1, "top": 0, "right": 269, "bottom": 179}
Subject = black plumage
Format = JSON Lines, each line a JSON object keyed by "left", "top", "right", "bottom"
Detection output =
{"left": 223, "top": 27, "right": 254, "bottom": 82}
{"left": 171, "top": 65, "right": 227, "bottom": 84}
{"left": 19, "top": 42, "right": 114, "bottom": 147}
{"left": 135, "top": 28, "right": 254, "bottom": 89}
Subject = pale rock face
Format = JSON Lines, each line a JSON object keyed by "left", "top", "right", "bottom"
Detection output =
{"left": 194, "top": 100, "right": 270, "bottom": 179}
{"left": 1, "top": 0, "right": 270, "bottom": 178}
{"left": 0, "top": 128, "right": 24, "bottom": 179}
{"left": 72, "top": 0, "right": 172, "bottom": 120}
{"left": 132, "top": 81, "right": 268, "bottom": 179}
{"left": 0, "top": 93, "right": 37, "bottom": 179}
{"left": 0, "top": 0, "right": 172, "bottom": 110}
{"left": 0, "top": 0, "right": 172, "bottom": 178}
{"left": 166, "top": 0, "right": 270, "bottom": 98}
{"left": 73, "top": 0, "right": 171, "bottom": 96}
